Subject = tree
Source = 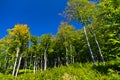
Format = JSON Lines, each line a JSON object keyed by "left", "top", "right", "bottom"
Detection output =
{"left": 57, "top": 22, "right": 76, "bottom": 66}
{"left": 0, "top": 37, "right": 9, "bottom": 72}
{"left": 40, "top": 34, "right": 52, "bottom": 70}
{"left": 66, "top": 0, "right": 97, "bottom": 65}
{"left": 8, "top": 24, "right": 30, "bottom": 77}
{"left": 31, "top": 36, "right": 39, "bottom": 74}
{"left": 94, "top": 0, "right": 120, "bottom": 60}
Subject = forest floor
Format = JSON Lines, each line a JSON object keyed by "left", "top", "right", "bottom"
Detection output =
{"left": 0, "top": 60, "right": 120, "bottom": 80}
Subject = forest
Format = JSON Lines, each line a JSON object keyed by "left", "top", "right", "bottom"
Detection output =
{"left": 0, "top": 0, "right": 120, "bottom": 80}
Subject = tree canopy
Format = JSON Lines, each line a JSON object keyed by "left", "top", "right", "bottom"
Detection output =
{"left": 0, "top": 0, "right": 120, "bottom": 79}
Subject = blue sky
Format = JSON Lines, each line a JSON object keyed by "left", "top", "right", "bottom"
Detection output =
{"left": 0, "top": 0, "right": 81, "bottom": 38}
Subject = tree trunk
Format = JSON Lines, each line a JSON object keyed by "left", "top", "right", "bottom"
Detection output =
{"left": 44, "top": 49, "right": 47, "bottom": 70}
{"left": 41, "top": 54, "right": 43, "bottom": 71}
{"left": 34, "top": 53, "right": 37, "bottom": 74}
{"left": 15, "top": 53, "right": 23, "bottom": 77}
{"left": 72, "top": 56, "right": 74, "bottom": 64}
{"left": 83, "top": 26, "right": 96, "bottom": 65}
{"left": 12, "top": 48, "right": 19, "bottom": 76}
{"left": 54, "top": 58, "right": 57, "bottom": 67}
{"left": 29, "top": 52, "right": 32, "bottom": 70}
{"left": 90, "top": 28, "right": 105, "bottom": 64}
{"left": 71, "top": 55, "right": 72, "bottom": 63}
{"left": 65, "top": 47, "right": 69, "bottom": 66}
{"left": 34, "top": 60, "right": 36, "bottom": 74}
{"left": 57, "top": 56, "right": 60, "bottom": 67}
{"left": 24, "top": 56, "right": 27, "bottom": 74}
{"left": 70, "top": 43, "right": 73, "bottom": 64}
{"left": 36, "top": 59, "right": 38, "bottom": 71}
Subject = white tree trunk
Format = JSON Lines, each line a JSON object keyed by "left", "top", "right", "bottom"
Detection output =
{"left": 29, "top": 53, "right": 32, "bottom": 70}
{"left": 54, "top": 59, "right": 57, "bottom": 67}
{"left": 44, "top": 49, "right": 47, "bottom": 70}
{"left": 83, "top": 26, "right": 96, "bottom": 65}
{"left": 34, "top": 60, "right": 36, "bottom": 74}
{"left": 72, "top": 56, "right": 74, "bottom": 64}
{"left": 70, "top": 43, "right": 73, "bottom": 64}
{"left": 71, "top": 55, "right": 72, "bottom": 63}
{"left": 24, "top": 55, "right": 28, "bottom": 74}
{"left": 34, "top": 53, "right": 37, "bottom": 74}
{"left": 66, "top": 47, "right": 69, "bottom": 66}
{"left": 41, "top": 54, "right": 43, "bottom": 71}
{"left": 35, "top": 60, "right": 38, "bottom": 73}
{"left": 57, "top": 56, "right": 60, "bottom": 67}
{"left": 12, "top": 48, "right": 19, "bottom": 76}
{"left": 91, "top": 28, "right": 105, "bottom": 64}
{"left": 15, "top": 53, "right": 23, "bottom": 77}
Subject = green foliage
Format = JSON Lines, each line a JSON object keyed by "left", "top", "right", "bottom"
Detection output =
{"left": 0, "top": 0, "right": 120, "bottom": 79}
{"left": 66, "top": 0, "right": 96, "bottom": 25}
{"left": 0, "top": 62, "right": 119, "bottom": 80}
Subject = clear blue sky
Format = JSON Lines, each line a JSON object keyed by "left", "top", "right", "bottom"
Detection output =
{"left": 0, "top": 0, "right": 81, "bottom": 38}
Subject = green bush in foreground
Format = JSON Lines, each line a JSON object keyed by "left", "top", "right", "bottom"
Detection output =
{"left": 0, "top": 62, "right": 119, "bottom": 80}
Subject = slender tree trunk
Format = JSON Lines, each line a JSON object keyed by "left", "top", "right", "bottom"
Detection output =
{"left": 41, "top": 54, "right": 43, "bottom": 71}
{"left": 70, "top": 43, "right": 73, "bottom": 63}
{"left": 72, "top": 56, "right": 74, "bottom": 64}
{"left": 83, "top": 26, "right": 96, "bottom": 65}
{"left": 35, "top": 58, "right": 38, "bottom": 72}
{"left": 34, "top": 60, "right": 36, "bottom": 74}
{"left": 65, "top": 47, "right": 69, "bottom": 66}
{"left": 44, "top": 42, "right": 49, "bottom": 70}
{"left": 90, "top": 28, "right": 105, "bottom": 64}
{"left": 24, "top": 55, "right": 27, "bottom": 74}
{"left": 54, "top": 58, "right": 57, "bottom": 67}
{"left": 44, "top": 49, "right": 47, "bottom": 70}
{"left": 71, "top": 55, "right": 72, "bottom": 63}
{"left": 29, "top": 52, "right": 32, "bottom": 70}
{"left": 15, "top": 53, "right": 23, "bottom": 77}
{"left": 34, "top": 53, "right": 37, "bottom": 74}
{"left": 57, "top": 56, "right": 60, "bottom": 67}
{"left": 12, "top": 48, "right": 19, "bottom": 76}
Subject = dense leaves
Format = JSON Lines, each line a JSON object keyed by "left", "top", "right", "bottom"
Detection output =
{"left": 0, "top": 0, "right": 120, "bottom": 79}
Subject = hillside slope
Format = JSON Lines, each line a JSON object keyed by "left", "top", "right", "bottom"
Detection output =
{"left": 0, "top": 61, "right": 119, "bottom": 80}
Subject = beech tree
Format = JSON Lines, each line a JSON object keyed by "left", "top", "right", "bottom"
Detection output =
{"left": 0, "top": 37, "right": 9, "bottom": 72}
{"left": 31, "top": 36, "right": 39, "bottom": 73}
{"left": 8, "top": 24, "right": 30, "bottom": 77}
{"left": 65, "top": 0, "right": 97, "bottom": 65}
{"left": 40, "top": 34, "right": 52, "bottom": 70}
{"left": 94, "top": 0, "right": 120, "bottom": 60}
{"left": 57, "top": 22, "right": 76, "bottom": 66}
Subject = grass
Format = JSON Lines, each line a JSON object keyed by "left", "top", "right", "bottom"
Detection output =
{"left": 0, "top": 61, "right": 120, "bottom": 80}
